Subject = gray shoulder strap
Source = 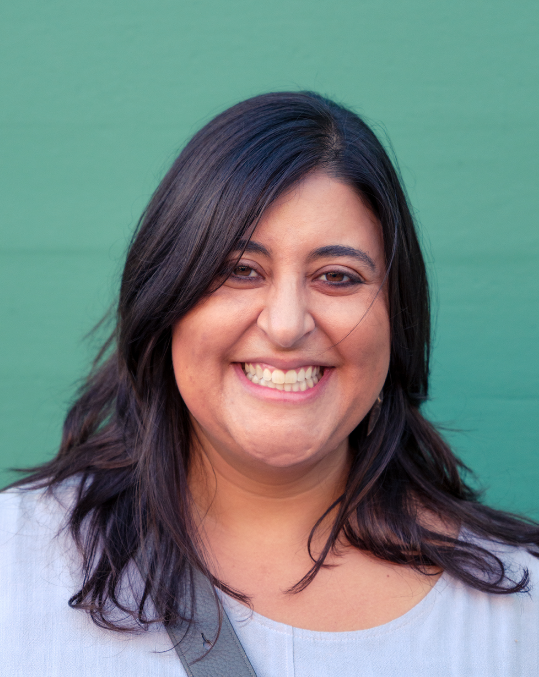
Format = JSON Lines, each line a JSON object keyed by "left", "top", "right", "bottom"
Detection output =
{"left": 135, "top": 554, "right": 257, "bottom": 677}
{"left": 166, "top": 568, "right": 257, "bottom": 677}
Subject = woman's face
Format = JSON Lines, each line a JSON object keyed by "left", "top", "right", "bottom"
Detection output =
{"left": 171, "top": 172, "right": 390, "bottom": 476}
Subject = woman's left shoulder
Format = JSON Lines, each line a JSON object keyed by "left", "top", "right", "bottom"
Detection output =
{"left": 499, "top": 543, "right": 539, "bottom": 595}
{"left": 474, "top": 537, "right": 539, "bottom": 590}
{"left": 451, "top": 534, "right": 539, "bottom": 612}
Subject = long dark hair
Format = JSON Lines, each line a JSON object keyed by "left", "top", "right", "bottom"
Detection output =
{"left": 11, "top": 91, "right": 539, "bottom": 632}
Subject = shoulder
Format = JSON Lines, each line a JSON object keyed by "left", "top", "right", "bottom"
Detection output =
{"left": 0, "top": 479, "right": 81, "bottom": 559}
{"left": 495, "top": 542, "right": 539, "bottom": 596}
{"left": 439, "top": 537, "right": 539, "bottom": 633}
{"left": 0, "top": 481, "right": 183, "bottom": 675}
{"left": 0, "top": 477, "right": 80, "bottom": 521}
{"left": 460, "top": 532, "right": 539, "bottom": 593}
{"left": 0, "top": 480, "right": 83, "bottom": 621}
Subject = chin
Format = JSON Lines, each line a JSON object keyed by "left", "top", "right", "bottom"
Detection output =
{"left": 242, "top": 438, "right": 325, "bottom": 468}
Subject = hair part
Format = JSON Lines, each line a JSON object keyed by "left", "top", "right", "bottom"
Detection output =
{"left": 10, "top": 90, "right": 539, "bottom": 632}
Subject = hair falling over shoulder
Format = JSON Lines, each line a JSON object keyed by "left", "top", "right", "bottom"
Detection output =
{"left": 10, "top": 91, "right": 539, "bottom": 632}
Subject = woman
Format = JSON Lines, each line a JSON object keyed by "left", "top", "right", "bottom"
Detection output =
{"left": 2, "top": 91, "right": 538, "bottom": 675}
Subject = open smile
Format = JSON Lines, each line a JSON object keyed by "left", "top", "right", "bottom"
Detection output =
{"left": 242, "top": 362, "right": 325, "bottom": 392}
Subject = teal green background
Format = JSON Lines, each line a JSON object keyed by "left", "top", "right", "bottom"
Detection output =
{"left": 1, "top": 1, "right": 538, "bottom": 512}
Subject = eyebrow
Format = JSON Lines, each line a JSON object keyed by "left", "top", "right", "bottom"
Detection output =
{"left": 233, "top": 240, "right": 377, "bottom": 272}
{"left": 307, "top": 245, "right": 377, "bottom": 271}
{"left": 235, "top": 240, "right": 271, "bottom": 257}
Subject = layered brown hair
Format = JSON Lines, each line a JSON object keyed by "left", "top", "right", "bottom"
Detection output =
{"left": 11, "top": 91, "right": 539, "bottom": 631}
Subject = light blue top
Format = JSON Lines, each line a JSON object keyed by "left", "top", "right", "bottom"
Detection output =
{"left": 1, "top": 483, "right": 538, "bottom": 676}
{"left": 223, "top": 560, "right": 538, "bottom": 677}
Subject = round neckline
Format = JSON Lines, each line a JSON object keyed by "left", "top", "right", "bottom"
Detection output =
{"left": 219, "top": 569, "right": 451, "bottom": 639}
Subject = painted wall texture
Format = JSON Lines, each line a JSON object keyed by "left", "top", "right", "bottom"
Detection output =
{"left": 1, "top": 0, "right": 538, "bottom": 513}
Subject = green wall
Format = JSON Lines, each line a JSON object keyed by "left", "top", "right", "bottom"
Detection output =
{"left": 1, "top": 0, "right": 538, "bottom": 513}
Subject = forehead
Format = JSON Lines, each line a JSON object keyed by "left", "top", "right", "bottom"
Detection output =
{"left": 249, "top": 172, "right": 383, "bottom": 264}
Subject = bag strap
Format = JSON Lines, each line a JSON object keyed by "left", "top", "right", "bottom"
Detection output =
{"left": 136, "top": 555, "right": 258, "bottom": 677}
{"left": 166, "top": 568, "right": 257, "bottom": 677}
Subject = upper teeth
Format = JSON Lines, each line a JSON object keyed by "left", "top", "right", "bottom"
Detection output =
{"left": 242, "top": 363, "right": 323, "bottom": 391}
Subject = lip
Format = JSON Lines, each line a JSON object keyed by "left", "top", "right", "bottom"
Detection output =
{"left": 237, "top": 358, "right": 334, "bottom": 371}
{"left": 233, "top": 362, "right": 332, "bottom": 402}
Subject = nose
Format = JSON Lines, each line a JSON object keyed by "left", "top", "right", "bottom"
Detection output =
{"left": 256, "top": 277, "right": 315, "bottom": 348}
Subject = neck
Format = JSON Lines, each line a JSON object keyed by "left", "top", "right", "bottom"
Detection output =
{"left": 188, "top": 428, "right": 351, "bottom": 549}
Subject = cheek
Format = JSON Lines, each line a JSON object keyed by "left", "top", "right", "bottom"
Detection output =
{"left": 171, "top": 319, "right": 207, "bottom": 379}
{"left": 340, "top": 303, "right": 391, "bottom": 387}
{"left": 171, "top": 304, "right": 216, "bottom": 399}
{"left": 170, "top": 296, "right": 253, "bottom": 392}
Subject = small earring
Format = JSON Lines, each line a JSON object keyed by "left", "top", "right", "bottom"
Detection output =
{"left": 367, "top": 394, "right": 383, "bottom": 436}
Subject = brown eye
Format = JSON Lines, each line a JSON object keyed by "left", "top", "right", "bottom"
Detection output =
{"left": 324, "top": 272, "right": 347, "bottom": 282}
{"left": 316, "top": 270, "right": 363, "bottom": 288}
{"left": 233, "top": 265, "right": 257, "bottom": 278}
{"left": 320, "top": 271, "right": 351, "bottom": 283}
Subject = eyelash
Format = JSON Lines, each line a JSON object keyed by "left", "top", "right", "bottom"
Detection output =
{"left": 228, "top": 265, "right": 363, "bottom": 287}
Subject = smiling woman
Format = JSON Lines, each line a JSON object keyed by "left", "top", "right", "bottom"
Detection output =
{"left": 2, "top": 92, "right": 539, "bottom": 676}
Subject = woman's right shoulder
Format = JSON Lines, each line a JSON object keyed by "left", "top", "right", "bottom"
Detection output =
{"left": 0, "top": 477, "right": 81, "bottom": 547}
